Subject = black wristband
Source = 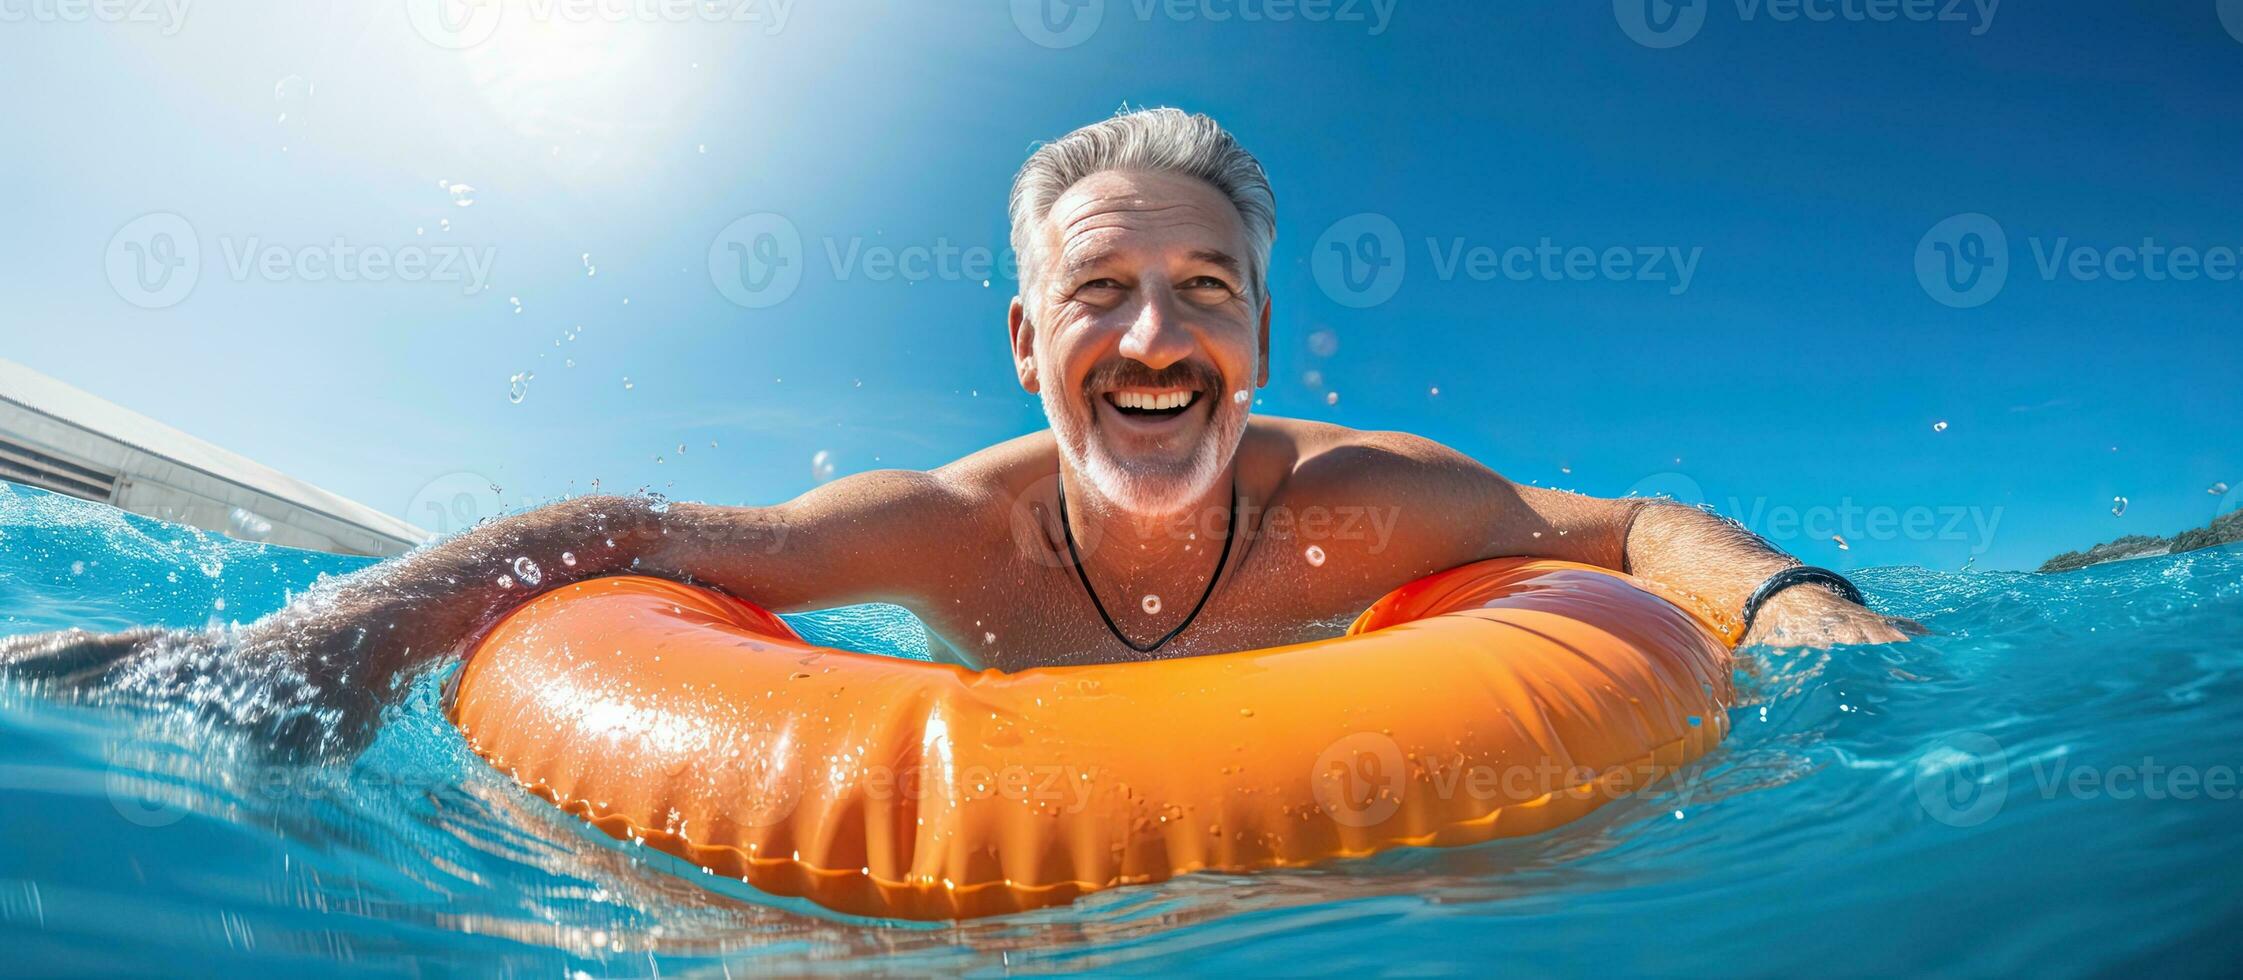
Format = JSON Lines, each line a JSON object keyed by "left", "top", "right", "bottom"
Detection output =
{"left": 1740, "top": 566, "right": 1866, "bottom": 637}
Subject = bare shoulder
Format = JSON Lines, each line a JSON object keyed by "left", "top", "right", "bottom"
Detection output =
{"left": 1247, "top": 417, "right": 1496, "bottom": 503}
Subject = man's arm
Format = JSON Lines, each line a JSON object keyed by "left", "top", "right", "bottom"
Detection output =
{"left": 1620, "top": 500, "right": 1913, "bottom": 647}
{"left": 1343, "top": 431, "right": 1909, "bottom": 647}
{"left": 0, "top": 471, "right": 959, "bottom": 753}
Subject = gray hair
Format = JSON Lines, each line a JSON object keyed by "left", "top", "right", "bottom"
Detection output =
{"left": 1008, "top": 108, "right": 1276, "bottom": 315}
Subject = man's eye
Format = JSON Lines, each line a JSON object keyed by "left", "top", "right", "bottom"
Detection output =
{"left": 1076, "top": 278, "right": 1123, "bottom": 293}
{"left": 1182, "top": 276, "right": 1235, "bottom": 294}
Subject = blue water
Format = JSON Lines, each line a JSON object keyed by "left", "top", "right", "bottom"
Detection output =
{"left": 3, "top": 481, "right": 2240, "bottom": 975}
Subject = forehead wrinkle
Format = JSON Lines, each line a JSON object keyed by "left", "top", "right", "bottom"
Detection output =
{"left": 1050, "top": 205, "right": 1243, "bottom": 278}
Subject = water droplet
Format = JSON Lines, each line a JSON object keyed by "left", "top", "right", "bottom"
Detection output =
{"left": 497, "top": 574, "right": 515, "bottom": 588}
{"left": 2210, "top": 482, "right": 2230, "bottom": 496}
{"left": 513, "top": 557, "right": 542, "bottom": 586}
{"left": 508, "top": 296, "right": 522, "bottom": 314}
{"left": 449, "top": 183, "right": 477, "bottom": 207}
{"left": 1932, "top": 420, "right": 1949, "bottom": 433}
{"left": 1560, "top": 465, "right": 1572, "bottom": 475}
{"left": 1302, "top": 369, "right": 1323, "bottom": 389}
{"left": 507, "top": 371, "right": 534, "bottom": 404}
{"left": 70, "top": 560, "right": 85, "bottom": 576}
{"left": 811, "top": 450, "right": 837, "bottom": 483}
{"left": 622, "top": 376, "right": 634, "bottom": 390}
{"left": 1428, "top": 386, "right": 1440, "bottom": 397}
{"left": 1325, "top": 391, "right": 1339, "bottom": 406}
{"left": 561, "top": 551, "right": 578, "bottom": 567}
{"left": 2111, "top": 496, "right": 2129, "bottom": 517}
{"left": 1307, "top": 328, "right": 1339, "bottom": 357}
{"left": 439, "top": 218, "right": 450, "bottom": 232}
{"left": 1304, "top": 544, "right": 1326, "bottom": 567}
{"left": 1141, "top": 594, "right": 1162, "bottom": 615}
{"left": 676, "top": 443, "right": 687, "bottom": 455}
{"left": 697, "top": 143, "right": 707, "bottom": 154}
{"left": 1832, "top": 534, "right": 1850, "bottom": 551}
{"left": 983, "top": 631, "right": 996, "bottom": 645}
{"left": 564, "top": 358, "right": 575, "bottom": 368}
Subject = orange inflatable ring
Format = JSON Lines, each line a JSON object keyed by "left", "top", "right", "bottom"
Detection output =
{"left": 449, "top": 558, "right": 1738, "bottom": 920}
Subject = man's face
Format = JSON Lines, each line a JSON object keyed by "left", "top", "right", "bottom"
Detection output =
{"left": 1012, "top": 169, "right": 1269, "bottom": 517}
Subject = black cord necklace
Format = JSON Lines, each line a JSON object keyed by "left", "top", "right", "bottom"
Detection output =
{"left": 1055, "top": 475, "right": 1239, "bottom": 654}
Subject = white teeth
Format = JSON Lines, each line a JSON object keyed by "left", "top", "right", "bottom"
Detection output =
{"left": 1113, "top": 390, "right": 1195, "bottom": 412}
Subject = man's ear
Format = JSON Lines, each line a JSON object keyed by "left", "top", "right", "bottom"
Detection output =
{"left": 1256, "top": 298, "right": 1272, "bottom": 387}
{"left": 1009, "top": 296, "right": 1039, "bottom": 394}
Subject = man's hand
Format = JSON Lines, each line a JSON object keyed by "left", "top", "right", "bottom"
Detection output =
{"left": 1743, "top": 587, "right": 1923, "bottom": 649}
{"left": 0, "top": 619, "right": 393, "bottom": 760}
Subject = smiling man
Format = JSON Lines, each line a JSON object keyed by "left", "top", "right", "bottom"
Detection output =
{"left": 3, "top": 109, "right": 1907, "bottom": 746}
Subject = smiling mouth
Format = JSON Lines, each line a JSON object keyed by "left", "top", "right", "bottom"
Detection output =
{"left": 1101, "top": 388, "right": 1204, "bottom": 422}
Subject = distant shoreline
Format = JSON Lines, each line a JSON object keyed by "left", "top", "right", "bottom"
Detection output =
{"left": 2039, "top": 510, "right": 2243, "bottom": 573}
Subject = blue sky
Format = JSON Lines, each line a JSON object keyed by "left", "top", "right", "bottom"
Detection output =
{"left": 0, "top": 0, "right": 2237, "bottom": 571}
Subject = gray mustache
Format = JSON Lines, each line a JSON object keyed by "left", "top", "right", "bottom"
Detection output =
{"left": 1082, "top": 361, "right": 1222, "bottom": 394}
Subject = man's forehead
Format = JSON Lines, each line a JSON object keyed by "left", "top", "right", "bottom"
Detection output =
{"left": 1041, "top": 170, "right": 1248, "bottom": 262}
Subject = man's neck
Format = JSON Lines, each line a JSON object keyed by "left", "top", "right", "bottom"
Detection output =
{"left": 1057, "top": 466, "right": 1239, "bottom": 584}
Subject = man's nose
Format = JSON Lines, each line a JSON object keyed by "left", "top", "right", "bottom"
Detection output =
{"left": 1115, "top": 287, "right": 1195, "bottom": 370}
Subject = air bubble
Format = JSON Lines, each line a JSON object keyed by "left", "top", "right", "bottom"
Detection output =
{"left": 508, "top": 371, "right": 534, "bottom": 404}
{"left": 513, "top": 557, "right": 542, "bottom": 586}
{"left": 1142, "top": 595, "right": 1162, "bottom": 615}
{"left": 1932, "top": 420, "right": 1949, "bottom": 433}
{"left": 1304, "top": 544, "right": 1326, "bottom": 567}
{"left": 812, "top": 450, "right": 837, "bottom": 483}
{"left": 2111, "top": 496, "right": 2129, "bottom": 517}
